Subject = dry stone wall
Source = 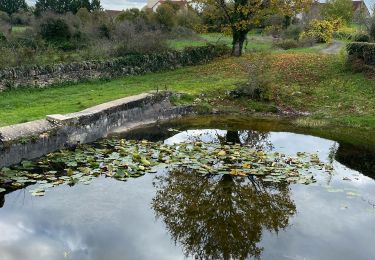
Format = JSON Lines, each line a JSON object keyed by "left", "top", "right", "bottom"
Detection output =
{"left": 0, "top": 45, "right": 229, "bottom": 91}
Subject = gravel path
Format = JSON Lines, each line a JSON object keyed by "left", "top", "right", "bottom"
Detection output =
{"left": 321, "top": 41, "right": 344, "bottom": 54}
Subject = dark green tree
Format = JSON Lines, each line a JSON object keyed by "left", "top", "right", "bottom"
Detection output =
{"left": 35, "top": 0, "right": 101, "bottom": 14}
{"left": 90, "top": 0, "right": 101, "bottom": 11}
{"left": 0, "top": 0, "right": 27, "bottom": 15}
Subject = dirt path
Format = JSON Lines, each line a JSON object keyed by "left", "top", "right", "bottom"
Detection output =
{"left": 321, "top": 41, "right": 344, "bottom": 54}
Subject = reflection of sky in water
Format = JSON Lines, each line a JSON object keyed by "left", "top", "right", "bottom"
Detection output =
{"left": 1, "top": 130, "right": 375, "bottom": 260}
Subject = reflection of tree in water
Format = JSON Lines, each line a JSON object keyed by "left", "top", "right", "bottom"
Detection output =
{"left": 222, "top": 131, "right": 274, "bottom": 151}
{"left": 185, "top": 130, "right": 274, "bottom": 151}
{"left": 152, "top": 171, "right": 296, "bottom": 259}
{"left": 0, "top": 193, "right": 4, "bottom": 208}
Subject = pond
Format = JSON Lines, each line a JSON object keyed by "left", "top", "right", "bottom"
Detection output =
{"left": 0, "top": 116, "right": 374, "bottom": 260}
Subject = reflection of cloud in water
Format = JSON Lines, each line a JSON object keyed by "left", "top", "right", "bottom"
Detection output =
{"left": 164, "top": 129, "right": 227, "bottom": 144}
{"left": 0, "top": 129, "right": 374, "bottom": 259}
{"left": 0, "top": 177, "right": 184, "bottom": 260}
{"left": 261, "top": 183, "right": 375, "bottom": 260}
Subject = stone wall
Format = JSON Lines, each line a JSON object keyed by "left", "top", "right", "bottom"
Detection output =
{"left": 0, "top": 45, "right": 229, "bottom": 91}
{"left": 0, "top": 92, "right": 195, "bottom": 167}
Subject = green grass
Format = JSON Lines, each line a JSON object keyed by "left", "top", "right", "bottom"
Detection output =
{"left": 1, "top": 39, "right": 374, "bottom": 130}
{"left": 270, "top": 52, "right": 375, "bottom": 129}
{"left": 11, "top": 26, "right": 29, "bottom": 34}
{"left": 169, "top": 33, "right": 274, "bottom": 52}
{"left": 0, "top": 56, "right": 245, "bottom": 126}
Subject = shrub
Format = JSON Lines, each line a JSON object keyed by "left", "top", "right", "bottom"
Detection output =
{"left": 273, "top": 39, "right": 299, "bottom": 49}
{"left": 368, "top": 20, "right": 375, "bottom": 42}
{"left": 111, "top": 20, "right": 167, "bottom": 56}
{"left": 353, "top": 33, "right": 370, "bottom": 42}
{"left": 35, "top": 12, "right": 86, "bottom": 50}
{"left": 297, "top": 36, "right": 317, "bottom": 47}
{"left": 232, "top": 53, "right": 273, "bottom": 100}
{"left": 76, "top": 8, "right": 91, "bottom": 24}
{"left": 300, "top": 19, "right": 343, "bottom": 43}
{"left": 155, "top": 3, "right": 177, "bottom": 29}
{"left": 176, "top": 9, "right": 201, "bottom": 30}
{"left": 264, "top": 25, "right": 283, "bottom": 38}
{"left": 116, "top": 8, "right": 146, "bottom": 23}
{"left": 0, "top": 11, "right": 10, "bottom": 23}
{"left": 333, "top": 26, "right": 355, "bottom": 40}
{"left": 37, "top": 13, "right": 72, "bottom": 42}
{"left": 169, "top": 26, "right": 197, "bottom": 39}
{"left": 0, "top": 20, "right": 10, "bottom": 39}
{"left": 11, "top": 11, "right": 33, "bottom": 25}
{"left": 282, "top": 24, "right": 303, "bottom": 40}
{"left": 347, "top": 42, "right": 375, "bottom": 66}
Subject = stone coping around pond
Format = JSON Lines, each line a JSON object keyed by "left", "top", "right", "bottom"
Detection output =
{"left": 0, "top": 92, "right": 195, "bottom": 167}
{"left": 46, "top": 93, "right": 154, "bottom": 125}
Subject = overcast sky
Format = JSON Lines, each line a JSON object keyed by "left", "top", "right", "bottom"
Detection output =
{"left": 26, "top": 0, "right": 375, "bottom": 11}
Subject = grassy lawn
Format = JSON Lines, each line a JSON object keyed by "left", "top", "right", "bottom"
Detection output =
{"left": 269, "top": 53, "right": 375, "bottom": 129}
{"left": 1, "top": 36, "right": 374, "bottom": 129}
{"left": 11, "top": 26, "right": 30, "bottom": 34}
{"left": 169, "top": 33, "right": 274, "bottom": 52}
{"left": 0, "top": 56, "right": 245, "bottom": 126}
{"left": 169, "top": 33, "right": 329, "bottom": 54}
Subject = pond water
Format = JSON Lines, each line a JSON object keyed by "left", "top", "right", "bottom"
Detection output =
{"left": 0, "top": 117, "right": 375, "bottom": 260}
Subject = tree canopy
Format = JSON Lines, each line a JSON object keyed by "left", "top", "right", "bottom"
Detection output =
{"left": 324, "top": 0, "right": 354, "bottom": 24}
{"left": 195, "top": 0, "right": 313, "bottom": 56}
{"left": 0, "top": 0, "right": 27, "bottom": 15}
{"left": 35, "top": 0, "right": 101, "bottom": 14}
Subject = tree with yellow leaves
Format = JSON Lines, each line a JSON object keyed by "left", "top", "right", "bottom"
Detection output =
{"left": 195, "top": 0, "right": 313, "bottom": 56}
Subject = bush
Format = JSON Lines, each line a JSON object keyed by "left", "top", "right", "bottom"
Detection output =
{"left": 347, "top": 42, "right": 375, "bottom": 66}
{"left": 169, "top": 26, "right": 197, "bottom": 39}
{"left": 333, "top": 26, "right": 355, "bottom": 41}
{"left": 37, "top": 13, "right": 72, "bottom": 42}
{"left": 298, "top": 36, "right": 316, "bottom": 47}
{"left": 264, "top": 25, "right": 283, "bottom": 38}
{"left": 155, "top": 4, "right": 177, "bottom": 29}
{"left": 300, "top": 19, "right": 338, "bottom": 43}
{"left": 111, "top": 20, "right": 167, "bottom": 56}
{"left": 11, "top": 11, "right": 33, "bottom": 25}
{"left": 282, "top": 24, "right": 303, "bottom": 40}
{"left": 0, "top": 20, "right": 11, "bottom": 40}
{"left": 0, "top": 11, "right": 10, "bottom": 23}
{"left": 353, "top": 33, "right": 370, "bottom": 42}
{"left": 232, "top": 53, "right": 273, "bottom": 100}
{"left": 176, "top": 9, "right": 201, "bottom": 30}
{"left": 368, "top": 21, "right": 375, "bottom": 42}
{"left": 35, "top": 12, "right": 85, "bottom": 50}
{"left": 273, "top": 39, "right": 299, "bottom": 49}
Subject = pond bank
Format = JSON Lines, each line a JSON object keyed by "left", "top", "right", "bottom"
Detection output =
{"left": 0, "top": 92, "right": 194, "bottom": 167}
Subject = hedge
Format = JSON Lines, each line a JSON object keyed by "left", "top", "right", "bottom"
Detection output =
{"left": 0, "top": 44, "right": 230, "bottom": 91}
{"left": 347, "top": 42, "right": 375, "bottom": 66}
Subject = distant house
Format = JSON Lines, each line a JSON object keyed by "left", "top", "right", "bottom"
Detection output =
{"left": 300, "top": 0, "right": 371, "bottom": 22}
{"left": 352, "top": 0, "right": 371, "bottom": 20}
{"left": 146, "top": 0, "right": 188, "bottom": 12}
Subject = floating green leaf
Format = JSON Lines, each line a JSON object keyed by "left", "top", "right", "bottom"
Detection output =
{"left": 0, "top": 138, "right": 333, "bottom": 196}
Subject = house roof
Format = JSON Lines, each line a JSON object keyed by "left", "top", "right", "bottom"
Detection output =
{"left": 352, "top": 1, "right": 368, "bottom": 12}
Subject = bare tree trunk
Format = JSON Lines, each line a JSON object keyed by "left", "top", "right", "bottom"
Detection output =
{"left": 232, "top": 30, "right": 247, "bottom": 57}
